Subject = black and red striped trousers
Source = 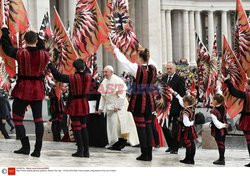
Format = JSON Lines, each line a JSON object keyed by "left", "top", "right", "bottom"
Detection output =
{"left": 133, "top": 114, "right": 153, "bottom": 147}
{"left": 12, "top": 98, "right": 44, "bottom": 141}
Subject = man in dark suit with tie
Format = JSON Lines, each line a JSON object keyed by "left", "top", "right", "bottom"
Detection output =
{"left": 161, "top": 63, "right": 186, "bottom": 154}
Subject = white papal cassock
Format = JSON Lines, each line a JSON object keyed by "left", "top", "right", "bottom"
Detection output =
{"left": 98, "top": 74, "right": 139, "bottom": 146}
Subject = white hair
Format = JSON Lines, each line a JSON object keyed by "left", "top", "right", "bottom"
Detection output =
{"left": 104, "top": 65, "right": 114, "bottom": 73}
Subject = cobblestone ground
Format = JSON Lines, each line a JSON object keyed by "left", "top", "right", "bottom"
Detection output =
{"left": 0, "top": 139, "right": 249, "bottom": 167}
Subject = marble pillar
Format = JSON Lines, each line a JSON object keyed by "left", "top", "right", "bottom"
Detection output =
{"left": 183, "top": 10, "right": 190, "bottom": 61}
{"left": 166, "top": 10, "right": 173, "bottom": 64}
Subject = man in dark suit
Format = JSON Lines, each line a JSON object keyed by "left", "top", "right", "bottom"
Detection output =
{"left": 161, "top": 63, "right": 186, "bottom": 154}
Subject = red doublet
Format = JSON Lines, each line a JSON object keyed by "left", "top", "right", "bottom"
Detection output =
{"left": 238, "top": 91, "right": 250, "bottom": 131}
{"left": 66, "top": 73, "right": 92, "bottom": 116}
{"left": 177, "top": 107, "right": 197, "bottom": 142}
{"left": 129, "top": 65, "right": 157, "bottom": 115}
{"left": 210, "top": 106, "right": 228, "bottom": 137}
{"left": 12, "top": 48, "right": 50, "bottom": 101}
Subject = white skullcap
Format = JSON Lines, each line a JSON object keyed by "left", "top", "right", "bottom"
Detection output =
{"left": 104, "top": 65, "right": 114, "bottom": 73}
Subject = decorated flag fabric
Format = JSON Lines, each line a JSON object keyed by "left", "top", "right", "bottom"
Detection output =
{"left": 204, "top": 34, "right": 218, "bottom": 106}
{"left": 188, "top": 79, "right": 197, "bottom": 98}
{"left": 221, "top": 36, "right": 246, "bottom": 118}
{"left": 87, "top": 53, "right": 98, "bottom": 78}
{"left": 154, "top": 76, "right": 172, "bottom": 127}
{"left": 0, "top": 57, "right": 11, "bottom": 91}
{"left": 104, "top": 0, "right": 143, "bottom": 63}
{"left": 1, "top": 0, "right": 29, "bottom": 35}
{"left": 39, "top": 12, "right": 53, "bottom": 44}
{"left": 234, "top": 0, "right": 250, "bottom": 77}
{"left": 0, "top": 0, "right": 29, "bottom": 77}
{"left": 53, "top": 8, "right": 78, "bottom": 98}
{"left": 195, "top": 32, "right": 211, "bottom": 106}
{"left": 72, "top": 0, "right": 108, "bottom": 61}
{"left": 53, "top": 7, "right": 78, "bottom": 74}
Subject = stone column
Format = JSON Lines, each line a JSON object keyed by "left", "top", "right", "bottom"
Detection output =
{"left": 189, "top": 11, "right": 196, "bottom": 66}
{"left": 161, "top": 10, "right": 166, "bottom": 65}
{"left": 136, "top": 0, "right": 162, "bottom": 71}
{"left": 183, "top": 10, "right": 190, "bottom": 61}
{"left": 36, "top": 0, "right": 50, "bottom": 31}
{"left": 221, "top": 10, "right": 228, "bottom": 40}
{"left": 27, "top": 0, "right": 38, "bottom": 30}
{"left": 165, "top": 10, "right": 173, "bottom": 64}
{"left": 227, "top": 12, "right": 232, "bottom": 47}
{"left": 208, "top": 10, "right": 214, "bottom": 53}
{"left": 195, "top": 10, "right": 202, "bottom": 40}
{"left": 68, "top": 0, "right": 77, "bottom": 30}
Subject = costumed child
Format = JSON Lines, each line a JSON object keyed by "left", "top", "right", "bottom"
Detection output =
{"left": 210, "top": 94, "right": 228, "bottom": 165}
{"left": 171, "top": 89, "right": 197, "bottom": 164}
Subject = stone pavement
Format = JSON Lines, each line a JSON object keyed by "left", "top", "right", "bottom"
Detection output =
{"left": 0, "top": 139, "right": 249, "bottom": 167}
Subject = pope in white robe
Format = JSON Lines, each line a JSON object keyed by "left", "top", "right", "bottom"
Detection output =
{"left": 98, "top": 66, "right": 139, "bottom": 150}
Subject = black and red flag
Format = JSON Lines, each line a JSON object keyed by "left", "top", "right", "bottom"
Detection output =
{"left": 0, "top": 0, "right": 30, "bottom": 77}
{"left": 53, "top": 7, "right": 78, "bottom": 98}
{"left": 234, "top": 0, "right": 250, "bottom": 77}
{"left": 39, "top": 11, "right": 53, "bottom": 45}
{"left": 72, "top": 0, "right": 108, "bottom": 61}
{"left": 103, "top": 0, "right": 143, "bottom": 63}
{"left": 221, "top": 36, "right": 247, "bottom": 118}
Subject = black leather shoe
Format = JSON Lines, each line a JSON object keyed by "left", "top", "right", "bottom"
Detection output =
{"left": 72, "top": 151, "right": 84, "bottom": 157}
{"left": 245, "top": 163, "right": 250, "bottom": 167}
{"left": 84, "top": 151, "right": 90, "bottom": 158}
{"left": 107, "top": 146, "right": 121, "bottom": 151}
{"left": 165, "top": 148, "right": 172, "bottom": 152}
{"left": 180, "top": 159, "right": 194, "bottom": 165}
{"left": 213, "top": 159, "right": 225, "bottom": 165}
{"left": 14, "top": 137, "right": 30, "bottom": 155}
{"left": 170, "top": 150, "right": 178, "bottom": 154}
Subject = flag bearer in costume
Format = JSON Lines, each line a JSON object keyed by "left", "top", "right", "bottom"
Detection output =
{"left": 111, "top": 42, "right": 157, "bottom": 161}
{"left": 1, "top": 26, "right": 50, "bottom": 157}
{"left": 222, "top": 75, "right": 250, "bottom": 167}
{"left": 210, "top": 94, "right": 228, "bottom": 165}
{"left": 49, "top": 86, "right": 64, "bottom": 141}
{"left": 171, "top": 90, "right": 197, "bottom": 164}
{"left": 48, "top": 59, "right": 92, "bottom": 158}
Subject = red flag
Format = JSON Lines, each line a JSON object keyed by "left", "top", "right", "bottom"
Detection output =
{"left": 221, "top": 36, "right": 246, "bottom": 118}
{"left": 72, "top": 0, "right": 108, "bottom": 61}
{"left": 0, "top": 58, "right": 10, "bottom": 91}
{"left": 53, "top": 7, "right": 78, "bottom": 74}
{"left": 205, "top": 34, "right": 218, "bottom": 106}
{"left": 39, "top": 12, "right": 53, "bottom": 45}
{"left": 53, "top": 8, "right": 78, "bottom": 98}
{"left": 235, "top": 0, "right": 250, "bottom": 77}
{"left": 195, "top": 32, "right": 210, "bottom": 105}
{"left": 0, "top": 0, "right": 29, "bottom": 77}
{"left": 154, "top": 77, "right": 172, "bottom": 127}
{"left": 189, "top": 79, "right": 197, "bottom": 98}
{"left": 103, "top": 0, "right": 143, "bottom": 63}
{"left": 87, "top": 53, "right": 98, "bottom": 78}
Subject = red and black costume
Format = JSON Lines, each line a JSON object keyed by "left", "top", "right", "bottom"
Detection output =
{"left": 210, "top": 105, "right": 227, "bottom": 163}
{"left": 178, "top": 107, "right": 197, "bottom": 164}
{"left": 49, "top": 87, "right": 64, "bottom": 141}
{"left": 48, "top": 63, "right": 92, "bottom": 157}
{"left": 129, "top": 64, "right": 157, "bottom": 161}
{"left": 225, "top": 80, "right": 250, "bottom": 166}
{"left": 1, "top": 28, "right": 49, "bottom": 157}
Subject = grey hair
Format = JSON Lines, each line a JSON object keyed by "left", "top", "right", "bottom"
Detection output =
{"left": 104, "top": 65, "right": 114, "bottom": 73}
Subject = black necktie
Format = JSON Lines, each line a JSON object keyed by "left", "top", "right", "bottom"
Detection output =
{"left": 167, "top": 76, "right": 172, "bottom": 84}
